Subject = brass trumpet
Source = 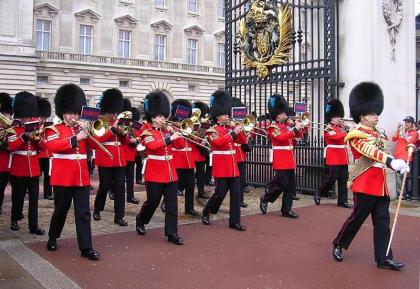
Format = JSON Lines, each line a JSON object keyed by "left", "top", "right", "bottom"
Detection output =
{"left": 231, "top": 115, "right": 267, "bottom": 138}
{"left": 164, "top": 119, "right": 211, "bottom": 151}
{"left": 289, "top": 112, "right": 311, "bottom": 127}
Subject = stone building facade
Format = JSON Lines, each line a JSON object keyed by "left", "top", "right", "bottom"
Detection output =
{"left": 0, "top": 0, "right": 226, "bottom": 108}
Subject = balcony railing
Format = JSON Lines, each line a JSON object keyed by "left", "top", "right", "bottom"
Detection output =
{"left": 35, "top": 51, "right": 225, "bottom": 74}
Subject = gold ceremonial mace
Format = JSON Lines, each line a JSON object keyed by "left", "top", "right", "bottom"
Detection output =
{"left": 386, "top": 144, "right": 416, "bottom": 256}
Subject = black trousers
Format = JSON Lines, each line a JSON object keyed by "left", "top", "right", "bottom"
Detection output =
{"left": 238, "top": 162, "right": 246, "bottom": 203}
{"left": 177, "top": 168, "right": 195, "bottom": 212}
{"left": 195, "top": 161, "right": 206, "bottom": 194}
{"left": 262, "top": 169, "right": 295, "bottom": 213}
{"left": 205, "top": 154, "right": 212, "bottom": 183}
{"left": 10, "top": 176, "right": 39, "bottom": 229}
{"left": 333, "top": 193, "right": 393, "bottom": 263}
{"left": 318, "top": 165, "right": 349, "bottom": 204}
{"left": 39, "top": 158, "right": 52, "bottom": 198}
{"left": 135, "top": 155, "right": 143, "bottom": 182}
{"left": 204, "top": 177, "right": 241, "bottom": 225}
{"left": 48, "top": 186, "right": 92, "bottom": 250}
{"left": 94, "top": 167, "right": 125, "bottom": 220}
{"left": 137, "top": 181, "right": 178, "bottom": 236}
{"left": 0, "top": 172, "right": 9, "bottom": 208}
{"left": 125, "top": 161, "right": 135, "bottom": 200}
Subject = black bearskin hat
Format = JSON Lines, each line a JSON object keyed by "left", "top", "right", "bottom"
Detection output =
{"left": 123, "top": 98, "right": 132, "bottom": 111}
{"left": 267, "top": 94, "right": 288, "bottom": 120}
{"left": 192, "top": 101, "right": 210, "bottom": 119}
{"left": 170, "top": 99, "right": 192, "bottom": 121}
{"left": 349, "top": 82, "right": 384, "bottom": 123}
{"left": 100, "top": 88, "right": 124, "bottom": 114}
{"left": 210, "top": 90, "right": 232, "bottom": 121}
{"left": 37, "top": 97, "right": 51, "bottom": 118}
{"left": 144, "top": 90, "right": 170, "bottom": 122}
{"left": 55, "top": 84, "right": 87, "bottom": 119}
{"left": 325, "top": 99, "right": 344, "bottom": 123}
{"left": 131, "top": 107, "right": 140, "bottom": 121}
{"left": 232, "top": 97, "right": 245, "bottom": 108}
{"left": 13, "top": 91, "right": 38, "bottom": 118}
{"left": 0, "top": 92, "right": 13, "bottom": 114}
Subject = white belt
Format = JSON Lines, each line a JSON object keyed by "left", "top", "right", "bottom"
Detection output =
{"left": 212, "top": 150, "right": 236, "bottom": 155}
{"left": 14, "top": 150, "right": 37, "bottom": 156}
{"left": 52, "top": 153, "right": 87, "bottom": 160}
{"left": 272, "top": 146, "right": 293, "bottom": 150}
{"left": 102, "top": 141, "right": 121, "bottom": 146}
{"left": 323, "top": 144, "right": 347, "bottom": 158}
{"left": 148, "top": 155, "right": 173, "bottom": 161}
{"left": 172, "top": 148, "right": 192, "bottom": 152}
{"left": 234, "top": 143, "right": 241, "bottom": 147}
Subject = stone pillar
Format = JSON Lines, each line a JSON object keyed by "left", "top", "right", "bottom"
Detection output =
{"left": 338, "top": 0, "right": 416, "bottom": 135}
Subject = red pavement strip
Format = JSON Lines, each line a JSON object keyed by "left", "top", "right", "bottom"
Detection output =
{"left": 29, "top": 205, "right": 420, "bottom": 289}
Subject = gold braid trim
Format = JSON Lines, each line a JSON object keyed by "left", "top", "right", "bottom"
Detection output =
{"left": 347, "top": 156, "right": 374, "bottom": 189}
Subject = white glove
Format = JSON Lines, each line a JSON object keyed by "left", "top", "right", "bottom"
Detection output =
{"left": 390, "top": 159, "right": 410, "bottom": 174}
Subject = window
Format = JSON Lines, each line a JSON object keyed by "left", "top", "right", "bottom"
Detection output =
{"left": 80, "top": 77, "right": 91, "bottom": 86}
{"left": 79, "top": 25, "right": 93, "bottom": 55}
{"left": 119, "top": 80, "right": 130, "bottom": 88}
{"left": 187, "top": 39, "right": 198, "bottom": 65}
{"left": 217, "top": 0, "right": 225, "bottom": 18}
{"left": 154, "top": 34, "right": 166, "bottom": 61}
{"left": 36, "top": 75, "right": 49, "bottom": 84}
{"left": 188, "top": 84, "right": 197, "bottom": 91}
{"left": 155, "top": 0, "right": 166, "bottom": 7}
{"left": 35, "top": 19, "right": 51, "bottom": 51}
{"left": 218, "top": 43, "right": 225, "bottom": 68}
{"left": 187, "top": 0, "right": 198, "bottom": 14}
{"left": 118, "top": 30, "right": 131, "bottom": 58}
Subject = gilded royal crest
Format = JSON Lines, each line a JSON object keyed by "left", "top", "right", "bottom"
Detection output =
{"left": 239, "top": 0, "right": 293, "bottom": 78}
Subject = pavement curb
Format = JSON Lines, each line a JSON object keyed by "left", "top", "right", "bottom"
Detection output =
{"left": 0, "top": 239, "right": 81, "bottom": 289}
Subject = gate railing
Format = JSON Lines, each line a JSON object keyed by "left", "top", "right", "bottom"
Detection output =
{"left": 246, "top": 135, "right": 326, "bottom": 194}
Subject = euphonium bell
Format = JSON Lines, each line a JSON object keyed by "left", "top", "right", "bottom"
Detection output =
{"left": 91, "top": 118, "right": 107, "bottom": 137}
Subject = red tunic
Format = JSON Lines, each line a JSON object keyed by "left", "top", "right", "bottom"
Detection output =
{"left": 45, "top": 124, "right": 91, "bottom": 187}
{"left": 190, "top": 143, "right": 206, "bottom": 162}
{"left": 0, "top": 149, "right": 9, "bottom": 172}
{"left": 94, "top": 128, "right": 129, "bottom": 167}
{"left": 392, "top": 129, "right": 418, "bottom": 161}
{"left": 37, "top": 129, "right": 51, "bottom": 159}
{"left": 267, "top": 122, "right": 303, "bottom": 170}
{"left": 141, "top": 126, "right": 185, "bottom": 183}
{"left": 7, "top": 126, "right": 41, "bottom": 177}
{"left": 206, "top": 124, "right": 239, "bottom": 178}
{"left": 324, "top": 124, "right": 349, "bottom": 165}
{"left": 123, "top": 143, "right": 137, "bottom": 162}
{"left": 347, "top": 124, "right": 393, "bottom": 196}
{"left": 173, "top": 140, "right": 195, "bottom": 169}
{"left": 234, "top": 131, "right": 248, "bottom": 163}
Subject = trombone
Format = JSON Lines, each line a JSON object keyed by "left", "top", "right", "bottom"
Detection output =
{"left": 164, "top": 119, "right": 211, "bottom": 151}
{"left": 231, "top": 115, "right": 268, "bottom": 138}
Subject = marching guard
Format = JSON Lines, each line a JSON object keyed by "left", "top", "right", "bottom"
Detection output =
{"left": 314, "top": 99, "right": 351, "bottom": 208}
{"left": 93, "top": 88, "right": 129, "bottom": 226}
{"left": 192, "top": 101, "right": 210, "bottom": 199}
{"left": 201, "top": 90, "right": 246, "bottom": 231}
{"left": 8, "top": 92, "right": 44, "bottom": 234}
{"left": 37, "top": 97, "right": 53, "bottom": 200}
{"left": 170, "top": 99, "right": 198, "bottom": 216}
{"left": 0, "top": 92, "right": 13, "bottom": 215}
{"left": 332, "top": 82, "right": 409, "bottom": 270}
{"left": 259, "top": 94, "right": 302, "bottom": 218}
{"left": 45, "top": 83, "right": 99, "bottom": 260}
{"left": 135, "top": 91, "right": 185, "bottom": 245}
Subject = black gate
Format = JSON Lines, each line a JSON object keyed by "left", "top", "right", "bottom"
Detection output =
{"left": 225, "top": 0, "right": 338, "bottom": 194}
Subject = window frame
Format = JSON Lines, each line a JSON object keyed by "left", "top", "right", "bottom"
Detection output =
{"left": 217, "top": 0, "right": 225, "bottom": 19}
{"left": 187, "top": 38, "right": 198, "bottom": 65}
{"left": 217, "top": 43, "right": 225, "bottom": 68}
{"left": 35, "top": 19, "right": 52, "bottom": 51}
{"left": 118, "top": 29, "right": 132, "bottom": 58}
{"left": 187, "top": 0, "right": 198, "bottom": 14}
{"left": 154, "top": 34, "right": 167, "bottom": 61}
{"left": 79, "top": 24, "right": 93, "bottom": 55}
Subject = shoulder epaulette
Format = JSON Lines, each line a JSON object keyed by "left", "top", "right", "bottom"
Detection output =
{"left": 45, "top": 125, "right": 59, "bottom": 134}
{"left": 344, "top": 129, "right": 368, "bottom": 142}
{"left": 140, "top": 130, "right": 153, "bottom": 137}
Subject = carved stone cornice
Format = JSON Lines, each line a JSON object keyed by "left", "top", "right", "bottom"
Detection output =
{"left": 114, "top": 15, "right": 139, "bottom": 29}
{"left": 150, "top": 20, "right": 173, "bottom": 33}
{"left": 34, "top": 3, "right": 59, "bottom": 18}
{"left": 214, "top": 30, "right": 225, "bottom": 41}
{"left": 74, "top": 9, "right": 101, "bottom": 23}
{"left": 184, "top": 25, "right": 205, "bottom": 37}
